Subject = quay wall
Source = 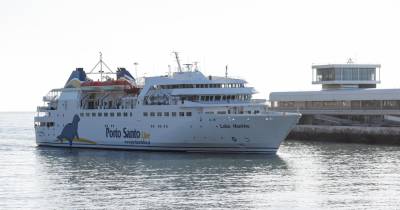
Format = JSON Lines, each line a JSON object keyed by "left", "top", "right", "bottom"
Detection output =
{"left": 288, "top": 125, "right": 400, "bottom": 145}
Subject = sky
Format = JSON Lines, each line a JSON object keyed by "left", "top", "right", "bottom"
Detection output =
{"left": 1, "top": 0, "right": 400, "bottom": 111}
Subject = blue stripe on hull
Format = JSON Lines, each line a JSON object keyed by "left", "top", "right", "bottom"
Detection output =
{"left": 37, "top": 142, "right": 278, "bottom": 153}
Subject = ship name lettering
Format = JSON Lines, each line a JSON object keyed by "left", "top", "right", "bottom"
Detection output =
{"left": 123, "top": 128, "right": 141, "bottom": 138}
{"left": 233, "top": 124, "right": 250, "bottom": 128}
{"left": 106, "top": 127, "right": 122, "bottom": 138}
{"left": 219, "top": 124, "right": 231, "bottom": 128}
{"left": 219, "top": 124, "right": 250, "bottom": 128}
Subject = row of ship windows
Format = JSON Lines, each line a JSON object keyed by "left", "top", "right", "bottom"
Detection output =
{"left": 143, "top": 112, "right": 192, "bottom": 117}
{"left": 80, "top": 112, "right": 132, "bottom": 117}
{"left": 79, "top": 112, "right": 193, "bottom": 118}
{"left": 35, "top": 122, "right": 54, "bottom": 127}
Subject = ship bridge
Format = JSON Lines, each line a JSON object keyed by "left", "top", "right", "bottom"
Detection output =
{"left": 139, "top": 70, "right": 255, "bottom": 106}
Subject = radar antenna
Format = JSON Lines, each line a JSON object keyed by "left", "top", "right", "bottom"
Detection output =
{"left": 183, "top": 64, "right": 193, "bottom": 72}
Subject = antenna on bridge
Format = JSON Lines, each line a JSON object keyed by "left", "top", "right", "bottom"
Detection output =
{"left": 347, "top": 58, "right": 354, "bottom": 64}
{"left": 193, "top": 61, "right": 199, "bottom": 72}
{"left": 134, "top": 62, "right": 139, "bottom": 79}
{"left": 225, "top": 65, "right": 228, "bottom": 78}
{"left": 173, "top": 51, "right": 183, "bottom": 72}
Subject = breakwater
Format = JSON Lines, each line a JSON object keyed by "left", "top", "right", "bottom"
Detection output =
{"left": 288, "top": 125, "right": 400, "bottom": 145}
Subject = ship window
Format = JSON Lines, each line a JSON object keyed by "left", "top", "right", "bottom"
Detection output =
{"left": 98, "top": 112, "right": 102, "bottom": 117}
{"left": 164, "top": 112, "right": 169, "bottom": 117}
{"left": 179, "top": 112, "right": 185, "bottom": 117}
{"left": 104, "top": 112, "right": 108, "bottom": 117}
{"left": 123, "top": 112, "right": 128, "bottom": 117}
{"left": 92, "top": 113, "right": 96, "bottom": 117}
{"left": 86, "top": 113, "right": 90, "bottom": 117}
{"left": 186, "top": 112, "right": 192, "bottom": 116}
{"left": 110, "top": 112, "right": 115, "bottom": 117}
{"left": 215, "top": 96, "right": 221, "bottom": 101}
{"left": 143, "top": 112, "right": 148, "bottom": 117}
{"left": 150, "top": 112, "right": 155, "bottom": 117}
{"left": 248, "top": 111, "right": 251, "bottom": 114}
{"left": 217, "top": 111, "right": 226, "bottom": 114}
{"left": 205, "top": 111, "right": 214, "bottom": 114}
{"left": 117, "top": 112, "right": 121, "bottom": 117}
{"left": 130, "top": 112, "right": 132, "bottom": 117}
{"left": 172, "top": 112, "right": 177, "bottom": 117}
{"left": 80, "top": 113, "right": 84, "bottom": 117}
{"left": 157, "top": 112, "right": 162, "bottom": 117}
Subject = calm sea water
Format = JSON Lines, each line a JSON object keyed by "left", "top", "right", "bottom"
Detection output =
{"left": 1, "top": 112, "right": 400, "bottom": 209}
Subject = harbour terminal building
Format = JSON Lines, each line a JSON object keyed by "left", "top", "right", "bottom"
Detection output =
{"left": 269, "top": 61, "right": 400, "bottom": 143}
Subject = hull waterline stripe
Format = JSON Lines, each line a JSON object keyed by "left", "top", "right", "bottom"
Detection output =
{"left": 38, "top": 142, "right": 278, "bottom": 150}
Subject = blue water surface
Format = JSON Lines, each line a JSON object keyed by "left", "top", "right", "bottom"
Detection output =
{"left": 0, "top": 112, "right": 399, "bottom": 209}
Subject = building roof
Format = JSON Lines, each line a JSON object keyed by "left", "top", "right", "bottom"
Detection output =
{"left": 312, "top": 63, "right": 381, "bottom": 69}
{"left": 270, "top": 88, "right": 400, "bottom": 101}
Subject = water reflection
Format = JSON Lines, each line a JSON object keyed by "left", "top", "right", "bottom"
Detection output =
{"left": 2, "top": 113, "right": 400, "bottom": 209}
{"left": 34, "top": 147, "right": 290, "bottom": 209}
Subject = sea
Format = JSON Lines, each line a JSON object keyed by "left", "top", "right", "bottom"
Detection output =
{"left": 1, "top": 112, "right": 400, "bottom": 209}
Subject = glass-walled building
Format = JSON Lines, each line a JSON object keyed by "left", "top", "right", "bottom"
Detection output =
{"left": 312, "top": 63, "right": 381, "bottom": 89}
{"left": 270, "top": 62, "right": 400, "bottom": 126}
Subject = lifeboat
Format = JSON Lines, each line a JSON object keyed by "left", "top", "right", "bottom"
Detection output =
{"left": 81, "top": 80, "right": 141, "bottom": 95}
{"left": 81, "top": 80, "right": 131, "bottom": 87}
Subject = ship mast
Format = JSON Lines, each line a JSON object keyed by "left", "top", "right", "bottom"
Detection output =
{"left": 134, "top": 62, "right": 139, "bottom": 79}
{"left": 88, "top": 52, "right": 114, "bottom": 81}
{"left": 173, "top": 51, "right": 183, "bottom": 72}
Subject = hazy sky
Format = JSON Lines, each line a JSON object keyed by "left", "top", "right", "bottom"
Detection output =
{"left": 1, "top": 0, "right": 400, "bottom": 111}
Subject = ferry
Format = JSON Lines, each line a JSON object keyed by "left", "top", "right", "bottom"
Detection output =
{"left": 34, "top": 53, "right": 300, "bottom": 153}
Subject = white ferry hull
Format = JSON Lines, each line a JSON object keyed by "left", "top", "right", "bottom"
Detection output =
{"left": 35, "top": 113, "right": 299, "bottom": 153}
{"left": 34, "top": 54, "right": 301, "bottom": 154}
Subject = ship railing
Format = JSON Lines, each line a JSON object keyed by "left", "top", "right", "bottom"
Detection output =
{"left": 43, "top": 95, "right": 58, "bottom": 102}
{"left": 43, "top": 89, "right": 61, "bottom": 102}
{"left": 251, "top": 99, "right": 267, "bottom": 104}
{"left": 37, "top": 106, "right": 51, "bottom": 112}
{"left": 34, "top": 115, "right": 51, "bottom": 122}
{"left": 188, "top": 100, "right": 265, "bottom": 105}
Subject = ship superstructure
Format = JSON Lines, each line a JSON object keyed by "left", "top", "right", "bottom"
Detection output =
{"left": 34, "top": 53, "right": 300, "bottom": 153}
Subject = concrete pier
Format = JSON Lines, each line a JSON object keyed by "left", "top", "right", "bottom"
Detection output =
{"left": 288, "top": 125, "right": 400, "bottom": 145}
